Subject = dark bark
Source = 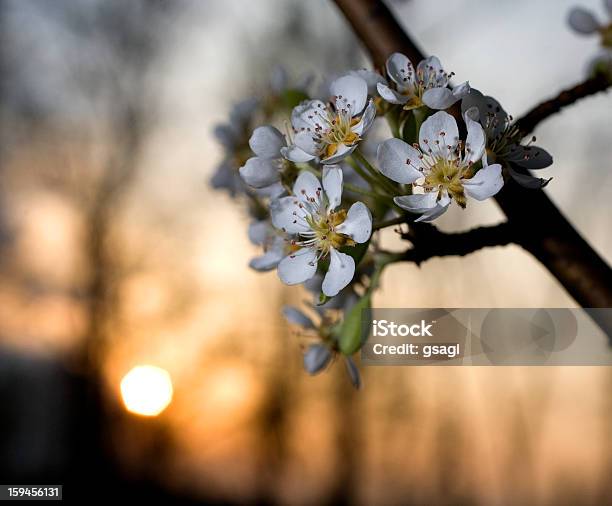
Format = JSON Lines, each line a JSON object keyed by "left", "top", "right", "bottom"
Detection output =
{"left": 397, "top": 223, "right": 516, "bottom": 264}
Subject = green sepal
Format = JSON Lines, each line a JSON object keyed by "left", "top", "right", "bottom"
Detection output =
{"left": 317, "top": 292, "right": 331, "bottom": 306}
{"left": 400, "top": 110, "right": 417, "bottom": 144}
{"left": 413, "top": 105, "right": 432, "bottom": 134}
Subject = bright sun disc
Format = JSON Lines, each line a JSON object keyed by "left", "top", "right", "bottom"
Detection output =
{"left": 120, "top": 365, "right": 173, "bottom": 417}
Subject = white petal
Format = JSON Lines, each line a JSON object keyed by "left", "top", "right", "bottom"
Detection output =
{"left": 394, "top": 191, "right": 438, "bottom": 213}
{"left": 349, "top": 69, "right": 386, "bottom": 95}
{"left": 230, "top": 97, "right": 259, "bottom": 124}
{"left": 568, "top": 7, "right": 600, "bottom": 34}
{"left": 377, "top": 138, "right": 423, "bottom": 184}
{"left": 282, "top": 306, "right": 316, "bottom": 328}
{"left": 270, "top": 65, "right": 288, "bottom": 93}
{"left": 419, "top": 111, "right": 459, "bottom": 157}
{"left": 464, "top": 112, "right": 486, "bottom": 164}
{"left": 255, "top": 182, "right": 285, "bottom": 199}
{"left": 415, "top": 195, "right": 450, "bottom": 222}
{"left": 507, "top": 166, "right": 552, "bottom": 189}
{"left": 385, "top": 52, "right": 415, "bottom": 88}
{"left": 344, "top": 356, "right": 361, "bottom": 389}
{"left": 422, "top": 87, "right": 456, "bottom": 110}
{"left": 418, "top": 55, "right": 443, "bottom": 76}
{"left": 270, "top": 196, "right": 311, "bottom": 234}
{"left": 248, "top": 220, "right": 269, "bottom": 245}
{"left": 461, "top": 89, "right": 509, "bottom": 140}
{"left": 463, "top": 105, "right": 480, "bottom": 123}
{"left": 418, "top": 56, "right": 448, "bottom": 89}
{"left": 239, "top": 157, "right": 279, "bottom": 188}
{"left": 322, "top": 249, "right": 355, "bottom": 297}
{"left": 294, "top": 130, "right": 321, "bottom": 157}
{"left": 214, "top": 124, "right": 237, "bottom": 148}
{"left": 322, "top": 143, "right": 356, "bottom": 164}
{"left": 249, "top": 126, "right": 285, "bottom": 158}
{"left": 278, "top": 248, "right": 318, "bottom": 285}
{"left": 336, "top": 202, "right": 372, "bottom": 243}
{"left": 293, "top": 170, "right": 323, "bottom": 204}
{"left": 250, "top": 247, "right": 284, "bottom": 271}
{"left": 352, "top": 99, "right": 376, "bottom": 136}
{"left": 377, "top": 82, "right": 409, "bottom": 104}
{"left": 304, "top": 345, "right": 332, "bottom": 374}
{"left": 210, "top": 160, "right": 240, "bottom": 194}
{"left": 291, "top": 99, "right": 326, "bottom": 130}
{"left": 331, "top": 75, "right": 368, "bottom": 115}
{"left": 506, "top": 145, "right": 553, "bottom": 169}
{"left": 460, "top": 88, "right": 486, "bottom": 118}
{"left": 322, "top": 165, "right": 343, "bottom": 210}
{"left": 463, "top": 164, "right": 504, "bottom": 201}
{"left": 483, "top": 96, "right": 508, "bottom": 138}
{"left": 452, "top": 81, "right": 470, "bottom": 100}
{"left": 281, "top": 144, "right": 315, "bottom": 163}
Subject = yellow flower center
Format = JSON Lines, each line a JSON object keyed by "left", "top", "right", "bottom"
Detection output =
{"left": 424, "top": 158, "right": 470, "bottom": 208}
{"left": 306, "top": 209, "right": 354, "bottom": 253}
{"left": 323, "top": 114, "right": 360, "bottom": 158}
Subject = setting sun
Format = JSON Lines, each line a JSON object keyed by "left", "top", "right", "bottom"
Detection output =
{"left": 120, "top": 365, "right": 173, "bottom": 417}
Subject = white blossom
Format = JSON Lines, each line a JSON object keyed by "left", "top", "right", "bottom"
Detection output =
{"left": 239, "top": 125, "right": 289, "bottom": 192}
{"left": 283, "top": 75, "right": 376, "bottom": 164}
{"left": 377, "top": 111, "right": 503, "bottom": 221}
{"left": 461, "top": 89, "right": 553, "bottom": 188}
{"left": 270, "top": 166, "right": 372, "bottom": 296}
{"left": 211, "top": 98, "right": 260, "bottom": 195}
{"left": 377, "top": 53, "right": 469, "bottom": 110}
{"left": 568, "top": 1, "right": 612, "bottom": 47}
{"left": 247, "top": 219, "right": 288, "bottom": 271}
{"left": 348, "top": 68, "right": 387, "bottom": 95}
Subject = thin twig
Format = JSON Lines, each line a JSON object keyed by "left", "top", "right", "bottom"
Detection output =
{"left": 516, "top": 73, "right": 611, "bottom": 136}
{"left": 394, "top": 222, "right": 516, "bottom": 265}
{"left": 373, "top": 215, "right": 405, "bottom": 231}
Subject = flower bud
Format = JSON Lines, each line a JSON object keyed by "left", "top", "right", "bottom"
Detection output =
{"left": 337, "top": 294, "right": 371, "bottom": 355}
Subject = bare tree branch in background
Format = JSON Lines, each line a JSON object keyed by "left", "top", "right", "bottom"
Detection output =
{"left": 333, "top": 0, "right": 612, "bottom": 340}
{"left": 71, "top": 0, "right": 172, "bottom": 371}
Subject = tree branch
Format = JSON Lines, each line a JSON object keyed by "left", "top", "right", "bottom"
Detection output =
{"left": 333, "top": 0, "right": 612, "bottom": 340}
{"left": 391, "top": 222, "right": 516, "bottom": 264}
{"left": 516, "top": 74, "right": 611, "bottom": 136}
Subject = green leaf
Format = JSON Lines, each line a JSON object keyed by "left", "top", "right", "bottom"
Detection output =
{"left": 337, "top": 294, "right": 372, "bottom": 355}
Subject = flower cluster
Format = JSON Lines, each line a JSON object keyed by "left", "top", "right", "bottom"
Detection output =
{"left": 211, "top": 52, "right": 555, "bottom": 387}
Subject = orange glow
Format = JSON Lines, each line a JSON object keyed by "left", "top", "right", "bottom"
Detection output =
{"left": 120, "top": 365, "right": 174, "bottom": 417}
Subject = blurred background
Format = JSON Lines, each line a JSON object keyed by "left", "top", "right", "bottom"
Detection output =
{"left": 1, "top": 0, "right": 611, "bottom": 504}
